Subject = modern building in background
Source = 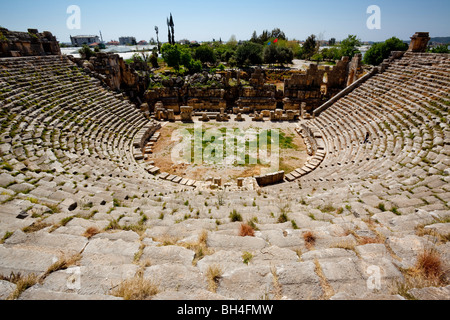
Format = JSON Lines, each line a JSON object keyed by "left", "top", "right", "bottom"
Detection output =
{"left": 70, "top": 35, "right": 100, "bottom": 47}
{"left": 119, "top": 36, "right": 137, "bottom": 45}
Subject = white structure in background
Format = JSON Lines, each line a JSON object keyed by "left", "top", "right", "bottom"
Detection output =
{"left": 70, "top": 35, "right": 100, "bottom": 46}
{"left": 119, "top": 36, "right": 137, "bottom": 45}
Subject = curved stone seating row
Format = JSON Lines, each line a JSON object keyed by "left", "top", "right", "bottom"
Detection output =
{"left": 285, "top": 125, "right": 326, "bottom": 182}
{"left": 294, "top": 52, "right": 449, "bottom": 213}
{"left": 0, "top": 55, "right": 166, "bottom": 209}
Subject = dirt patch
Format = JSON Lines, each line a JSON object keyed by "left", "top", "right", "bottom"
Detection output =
{"left": 148, "top": 122, "right": 308, "bottom": 183}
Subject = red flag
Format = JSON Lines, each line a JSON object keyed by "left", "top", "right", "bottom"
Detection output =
{"left": 274, "top": 38, "right": 278, "bottom": 43}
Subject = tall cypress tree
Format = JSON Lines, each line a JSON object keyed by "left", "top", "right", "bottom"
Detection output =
{"left": 167, "top": 18, "right": 172, "bottom": 44}
{"left": 155, "top": 26, "right": 161, "bottom": 53}
{"left": 169, "top": 13, "right": 175, "bottom": 45}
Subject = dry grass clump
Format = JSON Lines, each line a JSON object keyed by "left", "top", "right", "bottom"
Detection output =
{"left": 314, "top": 259, "right": 335, "bottom": 300}
{"left": 239, "top": 223, "right": 255, "bottom": 237}
{"left": 303, "top": 231, "right": 316, "bottom": 250}
{"left": 206, "top": 264, "right": 223, "bottom": 293}
{"left": 358, "top": 236, "right": 383, "bottom": 245}
{"left": 111, "top": 275, "right": 159, "bottom": 300}
{"left": 391, "top": 247, "right": 448, "bottom": 299}
{"left": 22, "top": 220, "right": 51, "bottom": 233}
{"left": 414, "top": 248, "right": 445, "bottom": 281}
{"left": 416, "top": 224, "right": 450, "bottom": 244}
{"left": 1, "top": 252, "right": 83, "bottom": 299}
{"left": 2, "top": 273, "right": 39, "bottom": 300}
{"left": 182, "top": 230, "right": 214, "bottom": 265}
{"left": 344, "top": 224, "right": 385, "bottom": 246}
{"left": 153, "top": 234, "right": 180, "bottom": 246}
{"left": 332, "top": 240, "right": 357, "bottom": 251}
{"left": 43, "top": 253, "right": 82, "bottom": 278}
{"left": 83, "top": 226, "right": 100, "bottom": 239}
{"left": 270, "top": 266, "right": 282, "bottom": 300}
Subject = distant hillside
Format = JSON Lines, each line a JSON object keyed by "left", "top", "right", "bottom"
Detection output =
{"left": 429, "top": 37, "right": 450, "bottom": 44}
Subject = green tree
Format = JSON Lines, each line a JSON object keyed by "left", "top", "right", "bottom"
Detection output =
{"left": 161, "top": 43, "right": 181, "bottom": 70}
{"left": 339, "top": 35, "right": 361, "bottom": 58}
{"left": 302, "top": 34, "right": 317, "bottom": 60}
{"left": 180, "top": 48, "right": 193, "bottom": 67}
{"left": 311, "top": 53, "right": 323, "bottom": 63}
{"left": 278, "top": 46, "right": 294, "bottom": 65}
{"left": 270, "top": 28, "right": 287, "bottom": 40}
{"left": 363, "top": 37, "right": 408, "bottom": 65}
{"left": 263, "top": 44, "right": 293, "bottom": 66}
{"left": 322, "top": 47, "right": 342, "bottom": 61}
{"left": 429, "top": 44, "right": 450, "bottom": 53}
{"left": 227, "top": 35, "right": 238, "bottom": 49}
{"left": 188, "top": 59, "right": 203, "bottom": 73}
{"left": 250, "top": 31, "right": 258, "bottom": 43}
{"left": 295, "top": 46, "right": 305, "bottom": 59}
{"left": 263, "top": 44, "right": 278, "bottom": 65}
{"left": 195, "top": 45, "right": 217, "bottom": 64}
{"left": 235, "top": 41, "right": 263, "bottom": 66}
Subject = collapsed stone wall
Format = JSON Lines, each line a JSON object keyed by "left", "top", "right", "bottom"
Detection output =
{"left": 144, "top": 87, "right": 228, "bottom": 113}
{"left": 283, "top": 57, "right": 350, "bottom": 113}
{"left": 236, "top": 68, "right": 277, "bottom": 112}
{"left": 143, "top": 58, "right": 362, "bottom": 117}
{"left": 0, "top": 28, "right": 60, "bottom": 57}
{"left": 70, "top": 53, "right": 148, "bottom": 104}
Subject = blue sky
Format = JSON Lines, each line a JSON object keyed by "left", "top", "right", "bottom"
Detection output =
{"left": 1, "top": 0, "right": 449, "bottom": 43}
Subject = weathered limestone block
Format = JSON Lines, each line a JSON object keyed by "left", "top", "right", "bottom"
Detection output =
{"left": 180, "top": 106, "right": 193, "bottom": 122}
{"left": 276, "top": 262, "right": 323, "bottom": 300}
{"left": 0, "top": 280, "right": 16, "bottom": 299}
{"left": 217, "top": 265, "right": 274, "bottom": 300}
{"left": 252, "top": 112, "right": 264, "bottom": 122}
{"left": 144, "top": 264, "right": 207, "bottom": 292}
{"left": 0, "top": 245, "right": 57, "bottom": 276}
{"left": 206, "top": 233, "right": 267, "bottom": 251}
{"left": 235, "top": 113, "right": 244, "bottom": 122}
{"left": 140, "top": 245, "right": 195, "bottom": 266}
{"left": 200, "top": 112, "right": 210, "bottom": 122}
{"left": 39, "top": 264, "right": 138, "bottom": 296}
{"left": 408, "top": 286, "right": 450, "bottom": 300}
{"left": 255, "top": 171, "right": 285, "bottom": 187}
{"left": 81, "top": 238, "right": 140, "bottom": 266}
{"left": 408, "top": 32, "right": 430, "bottom": 52}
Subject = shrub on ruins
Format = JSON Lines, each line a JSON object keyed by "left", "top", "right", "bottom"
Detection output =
{"left": 363, "top": 37, "right": 408, "bottom": 65}
{"left": 149, "top": 49, "right": 159, "bottom": 68}
{"left": 161, "top": 43, "right": 182, "bottom": 70}
{"left": 78, "top": 44, "right": 95, "bottom": 60}
{"left": 188, "top": 59, "right": 203, "bottom": 73}
{"left": 235, "top": 41, "right": 263, "bottom": 67}
{"left": 161, "top": 43, "right": 198, "bottom": 72}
